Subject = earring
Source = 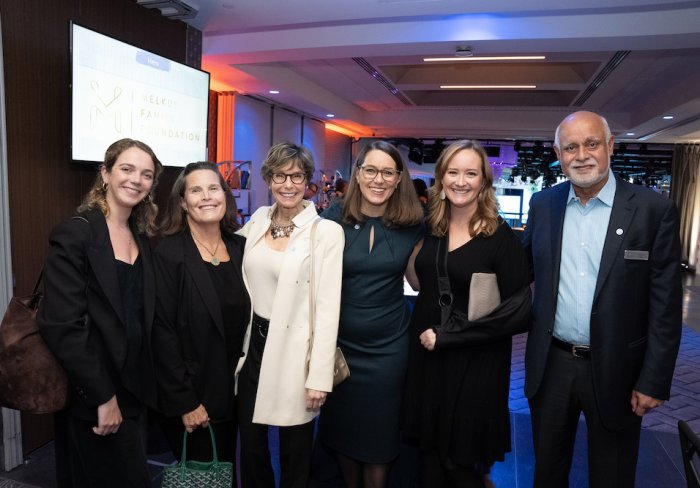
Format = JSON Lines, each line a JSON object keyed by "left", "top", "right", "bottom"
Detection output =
{"left": 439, "top": 189, "right": 445, "bottom": 200}
{"left": 102, "top": 182, "right": 108, "bottom": 192}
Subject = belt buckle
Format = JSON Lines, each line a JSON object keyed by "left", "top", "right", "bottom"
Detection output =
{"left": 571, "top": 345, "right": 590, "bottom": 358}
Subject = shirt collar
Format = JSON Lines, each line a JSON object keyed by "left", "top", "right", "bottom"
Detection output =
{"left": 566, "top": 168, "right": 616, "bottom": 206}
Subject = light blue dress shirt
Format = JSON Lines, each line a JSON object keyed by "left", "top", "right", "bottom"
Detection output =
{"left": 553, "top": 169, "right": 616, "bottom": 345}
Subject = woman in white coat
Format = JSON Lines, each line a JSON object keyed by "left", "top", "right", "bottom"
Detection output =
{"left": 237, "top": 141, "right": 344, "bottom": 488}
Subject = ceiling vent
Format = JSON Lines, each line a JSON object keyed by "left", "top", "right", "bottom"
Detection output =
{"left": 573, "top": 50, "right": 630, "bottom": 106}
{"left": 352, "top": 57, "right": 413, "bottom": 106}
{"left": 135, "top": 0, "right": 198, "bottom": 20}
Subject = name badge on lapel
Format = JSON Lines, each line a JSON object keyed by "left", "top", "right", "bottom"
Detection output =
{"left": 624, "top": 250, "right": 649, "bottom": 261}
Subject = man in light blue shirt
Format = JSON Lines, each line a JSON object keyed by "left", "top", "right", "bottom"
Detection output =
{"left": 522, "top": 111, "right": 682, "bottom": 487}
{"left": 554, "top": 168, "right": 615, "bottom": 345}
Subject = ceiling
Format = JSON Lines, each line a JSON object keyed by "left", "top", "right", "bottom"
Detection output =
{"left": 167, "top": 0, "right": 700, "bottom": 143}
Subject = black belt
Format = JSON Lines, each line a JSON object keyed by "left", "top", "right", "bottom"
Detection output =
{"left": 551, "top": 336, "right": 591, "bottom": 359}
{"left": 252, "top": 313, "right": 270, "bottom": 338}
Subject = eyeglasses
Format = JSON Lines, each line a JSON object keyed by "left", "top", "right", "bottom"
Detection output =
{"left": 271, "top": 172, "right": 306, "bottom": 184}
{"left": 359, "top": 166, "right": 401, "bottom": 182}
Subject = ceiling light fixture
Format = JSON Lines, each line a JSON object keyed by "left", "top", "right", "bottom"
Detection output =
{"left": 424, "top": 55, "right": 545, "bottom": 62}
{"left": 626, "top": 132, "right": 635, "bottom": 136}
{"left": 269, "top": 90, "right": 280, "bottom": 94}
{"left": 326, "top": 114, "right": 335, "bottom": 118}
{"left": 441, "top": 85, "right": 537, "bottom": 89}
{"left": 662, "top": 115, "right": 674, "bottom": 120}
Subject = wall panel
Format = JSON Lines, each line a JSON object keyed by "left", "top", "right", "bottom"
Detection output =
{"left": 272, "top": 107, "right": 302, "bottom": 145}
{"left": 232, "top": 95, "right": 272, "bottom": 211}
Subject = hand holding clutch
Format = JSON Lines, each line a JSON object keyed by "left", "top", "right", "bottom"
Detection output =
{"left": 468, "top": 273, "right": 500, "bottom": 321}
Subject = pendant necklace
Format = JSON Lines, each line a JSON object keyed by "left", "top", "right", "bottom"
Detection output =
{"left": 191, "top": 232, "right": 221, "bottom": 266}
{"left": 270, "top": 215, "right": 295, "bottom": 239}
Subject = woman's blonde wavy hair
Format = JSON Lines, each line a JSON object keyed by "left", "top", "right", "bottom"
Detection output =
{"left": 427, "top": 140, "right": 499, "bottom": 238}
{"left": 78, "top": 138, "right": 163, "bottom": 236}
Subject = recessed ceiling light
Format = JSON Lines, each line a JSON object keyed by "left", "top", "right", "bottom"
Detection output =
{"left": 662, "top": 115, "right": 674, "bottom": 120}
{"left": 441, "top": 85, "right": 537, "bottom": 89}
{"left": 424, "top": 55, "right": 545, "bottom": 62}
{"left": 222, "top": 3, "right": 235, "bottom": 9}
{"left": 326, "top": 114, "right": 335, "bottom": 118}
{"left": 626, "top": 132, "right": 635, "bottom": 136}
{"left": 269, "top": 90, "right": 280, "bottom": 94}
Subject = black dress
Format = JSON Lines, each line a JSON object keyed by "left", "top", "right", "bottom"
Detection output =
{"left": 402, "top": 221, "right": 529, "bottom": 467}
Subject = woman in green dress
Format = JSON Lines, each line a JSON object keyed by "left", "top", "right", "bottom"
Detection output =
{"left": 318, "top": 140, "right": 424, "bottom": 488}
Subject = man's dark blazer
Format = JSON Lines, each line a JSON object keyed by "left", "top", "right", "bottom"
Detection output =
{"left": 522, "top": 176, "right": 682, "bottom": 430}
{"left": 38, "top": 208, "right": 157, "bottom": 420}
{"left": 152, "top": 230, "right": 250, "bottom": 422}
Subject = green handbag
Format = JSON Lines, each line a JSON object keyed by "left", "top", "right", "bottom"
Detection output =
{"left": 160, "top": 426, "right": 233, "bottom": 488}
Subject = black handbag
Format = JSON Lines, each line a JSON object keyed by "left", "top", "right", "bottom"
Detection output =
{"left": 160, "top": 426, "right": 233, "bottom": 488}
{"left": 0, "top": 272, "right": 70, "bottom": 414}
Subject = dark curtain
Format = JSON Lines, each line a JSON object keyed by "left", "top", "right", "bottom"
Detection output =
{"left": 670, "top": 144, "right": 700, "bottom": 269}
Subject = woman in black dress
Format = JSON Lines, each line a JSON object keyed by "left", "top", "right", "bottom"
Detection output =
{"left": 403, "top": 140, "right": 531, "bottom": 488}
{"left": 153, "top": 162, "right": 250, "bottom": 482}
{"left": 38, "top": 139, "right": 162, "bottom": 487}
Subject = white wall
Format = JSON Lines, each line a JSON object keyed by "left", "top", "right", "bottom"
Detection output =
{"left": 232, "top": 95, "right": 272, "bottom": 211}
{"left": 0, "top": 16, "right": 23, "bottom": 472}
{"left": 272, "top": 107, "right": 302, "bottom": 145}
{"left": 302, "top": 117, "right": 327, "bottom": 184}
{"left": 231, "top": 95, "right": 333, "bottom": 214}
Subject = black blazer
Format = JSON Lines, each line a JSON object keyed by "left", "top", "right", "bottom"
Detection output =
{"left": 522, "top": 177, "right": 682, "bottom": 430}
{"left": 152, "top": 230, "right": 249, "bottom": 422}
{"left": 38, "top": 208, "right": 157, "bottom": 420}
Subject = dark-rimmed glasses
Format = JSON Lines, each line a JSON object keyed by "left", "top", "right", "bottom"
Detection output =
{"left": 271, "top": 172, "right": 306, "bottom": 184}
{"left": 358, "top": 166, "right": 401, "bottom": 182}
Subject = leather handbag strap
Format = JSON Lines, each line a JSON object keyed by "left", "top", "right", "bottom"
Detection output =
{"left": 31, "top": 270, "right": 44, "bottom": 296}
{"left": 435, "top": 236, "right": 453, "bottom": 327}
{"left": 180, "top": 425, "right": 220, "bottom": 465}
{"left": 308, "top": 218, "right": 321, "bottom": 357}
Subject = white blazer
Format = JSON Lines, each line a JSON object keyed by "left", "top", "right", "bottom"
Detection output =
{"left": 236, "top": 201, "right": 344, "bottom": 426}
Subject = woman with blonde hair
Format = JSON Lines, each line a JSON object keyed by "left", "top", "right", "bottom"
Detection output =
{"left": 39, "top": 138, "right": 162, "bottom": 487}
{"left": 403, "top": 140, "right": 531, "bottom": 488}
{"left": 318, "top": 140, "right": 424, "bottom": 488}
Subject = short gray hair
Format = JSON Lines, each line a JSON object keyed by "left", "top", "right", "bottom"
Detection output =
{"left": 260, "top": 142, "right": 315, "bottom": 184}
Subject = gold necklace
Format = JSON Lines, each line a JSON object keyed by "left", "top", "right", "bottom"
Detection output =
{"left": 270, "top": 218, "right": 295, "bottom": 239}
{"left": 270, "top": 207, "right": 300, "bottom": 239}
{"left": 191, "top": 232, "right": 221, "bottom": 266}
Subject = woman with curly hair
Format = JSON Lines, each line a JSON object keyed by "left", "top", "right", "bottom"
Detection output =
{"left": 39, "top": 138, "right": 162, "bottom": 487}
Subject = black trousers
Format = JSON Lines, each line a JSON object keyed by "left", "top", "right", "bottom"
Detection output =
{"left": 54, "top": 409, "right": 150, "bottom": 488}
{"left": 529, "top": 346, "right": 642, "bottom": 488}
{"left": 237, "top": 316, "right": 315, "bottom": 488}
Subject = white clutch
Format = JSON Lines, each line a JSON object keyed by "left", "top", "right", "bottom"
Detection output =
{"left": 468, "top": 273, "right": 501, "bottom": 321}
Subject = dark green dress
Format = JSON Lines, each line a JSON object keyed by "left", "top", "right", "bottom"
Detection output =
{"left": 318, "top": 204, "right": 424, "bottom": 463}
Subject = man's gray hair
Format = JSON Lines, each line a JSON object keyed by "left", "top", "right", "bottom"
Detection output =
{"left": 554, "top": 112, "right": 612, "bottom": 148}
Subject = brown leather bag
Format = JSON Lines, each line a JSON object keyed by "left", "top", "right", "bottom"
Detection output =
{"left": 0, "top": 273, "right": 70, "bottom": 414}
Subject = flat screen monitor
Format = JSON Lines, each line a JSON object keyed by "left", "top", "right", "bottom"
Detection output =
{"left": 497, "top": 194, "right": 522, "bottom": 217}
{"left": 70, "top": 23, "right": 209, "bottom": 167}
